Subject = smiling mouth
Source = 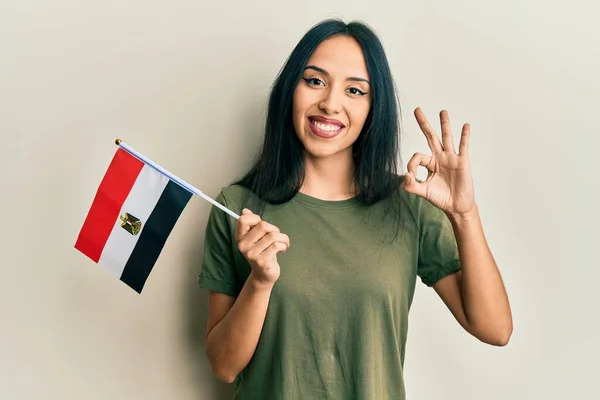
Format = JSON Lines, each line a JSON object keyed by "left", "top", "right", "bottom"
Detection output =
{"left": 308, "top": 117, "right": 345, "bottom": 138}
{"left": 310, "top": 118, "right": 343, "bottom": 132}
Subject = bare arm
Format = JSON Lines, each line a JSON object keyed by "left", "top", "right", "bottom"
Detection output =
{"left": 204, "top": 274, "right": 274, "bottom": 383}
{"left": 404, "top": 108, "right": 513, "bottom": 346}
{"left": 203, "top": 208, "right": 289, "bottom": 382}
{"left": 433, "top": 205, "right": 513, "bottom": 346}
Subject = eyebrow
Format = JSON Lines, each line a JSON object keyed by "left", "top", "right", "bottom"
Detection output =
{"left": 304, "top": 65, "right": 370, "bottom": 85}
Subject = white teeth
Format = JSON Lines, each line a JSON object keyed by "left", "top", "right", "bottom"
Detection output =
{"left": 312, "top": 120, "right": 342, "bottom": 132}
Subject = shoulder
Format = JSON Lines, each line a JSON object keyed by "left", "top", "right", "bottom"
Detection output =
{"left": 215, "top": 184, "right": 263, "bottom": 214}
{"left": 204, "top": 184, "right": 255, "bottom": 239}
{"left": 218, "top": 184, "right": 251, "bottom": 203}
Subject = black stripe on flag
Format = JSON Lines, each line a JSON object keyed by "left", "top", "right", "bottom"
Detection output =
{"left": 120, "top": 180, "right": 192, "bottom": 293}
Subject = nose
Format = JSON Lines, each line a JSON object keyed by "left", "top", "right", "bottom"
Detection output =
{"left": 318, "top": 87, "right": 343, "bottom": 115}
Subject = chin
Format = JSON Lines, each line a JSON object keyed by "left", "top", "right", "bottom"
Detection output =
{"left": 302, "top": 141, "right": 350, "bottom": 160}
{"left": 304, "top": 148, "right": 335, "bottom": 159}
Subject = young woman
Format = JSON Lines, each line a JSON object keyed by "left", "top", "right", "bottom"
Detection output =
{"left": 199, "top": 18, "right": 512, "bottom": 400}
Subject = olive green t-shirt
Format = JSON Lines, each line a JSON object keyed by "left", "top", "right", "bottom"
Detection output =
{"left": 199, "top": 182, "right": 460, "bottom": 400}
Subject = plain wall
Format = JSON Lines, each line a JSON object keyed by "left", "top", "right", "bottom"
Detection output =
{"left": 1, "top": 0, "right": 597, "bottom": 399}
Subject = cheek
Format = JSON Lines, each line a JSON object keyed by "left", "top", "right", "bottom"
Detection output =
{"left": 349, "top": 102, "right": 371, "bottom": 130}
{"left": 293, "top": 86, "right": 314, "bottom": 112}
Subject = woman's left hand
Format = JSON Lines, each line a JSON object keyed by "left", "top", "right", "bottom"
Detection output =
{"left": 403, "top": 107, "right": 476, "bottom": 217}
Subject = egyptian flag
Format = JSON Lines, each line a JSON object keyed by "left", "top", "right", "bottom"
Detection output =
{"left": 75, "top": 147, "right": 192, "bottom": 293}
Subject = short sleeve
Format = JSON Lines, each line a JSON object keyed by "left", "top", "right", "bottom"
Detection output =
{"left": 417, "top": 199, "right": 461, "bottom": 287}
{"left": 198, "top": 190, "right": 241, "bottom": 297}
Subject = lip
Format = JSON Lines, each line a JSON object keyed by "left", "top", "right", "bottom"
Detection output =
{"left": 307, "top": 115, "right": 346, "bottom": 139}
{"left": 308, "top": 115, "right": 345, "bottom": 127}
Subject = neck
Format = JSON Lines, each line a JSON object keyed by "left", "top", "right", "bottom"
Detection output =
{"left": 300, "top": 150, "right": 357, "bottom": 201}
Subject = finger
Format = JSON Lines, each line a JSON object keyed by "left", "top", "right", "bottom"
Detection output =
{"left": 239, "top": 221, "right": 280, "bottom": 251}
{"left": 459, "top": 123, "right": 470, "bottom": 156}
{"left": 235, "top": 209, "right": 262, "bottom": 242}
{"left": 261, "top": 241, "right": 289, "bottom": 259}
{"left": 403, "top": 171, "right": 427, "bottom": 198}
{"left": 250, "top": 232, "right": 290, "bottom": 258}
{"left": 414, "top": 107, "right": 443, "bottom": 153}
{"left": 407, "top": 152, "right": 433, "bottom": 176}
{"left": 235, "top": 216, "right": 262, "bottom": 242}
{"left": 439, "top": 110, "right": 456, "bottom": 153}
{"left": 256, "top": 232, "right": 290, "bottom": 254}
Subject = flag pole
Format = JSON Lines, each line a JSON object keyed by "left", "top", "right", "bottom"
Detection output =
{"left": 115, "top": 139, "right": 240, "bottom": 220}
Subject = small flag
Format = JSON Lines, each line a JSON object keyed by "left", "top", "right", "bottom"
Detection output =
{"left": 74, "top": 143, "right": 192, "bottom": 293}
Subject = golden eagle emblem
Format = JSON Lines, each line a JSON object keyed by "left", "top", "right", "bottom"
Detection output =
{"left": 120, "top": 212, "right": 142, "bottom": 235}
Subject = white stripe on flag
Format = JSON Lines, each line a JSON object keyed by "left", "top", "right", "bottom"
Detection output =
{"left": 98, "top": 165, "right": 169, "bottom": 278}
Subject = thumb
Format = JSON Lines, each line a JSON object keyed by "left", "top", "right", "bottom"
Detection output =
{"left": 404, "top": 171, "right": 415, "bottom": 187}
{"left": 404, "top": 172, "right": 425, "bottom": 197}
{"left": 242, "top": 208, "right": 253, "bottom": 215}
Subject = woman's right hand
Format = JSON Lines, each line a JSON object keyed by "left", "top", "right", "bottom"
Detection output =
{"left": 235, "top": 208, "right": 290, "bottom": 286}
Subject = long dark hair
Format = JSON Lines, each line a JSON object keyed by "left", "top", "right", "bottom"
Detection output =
{"left": 233, "top": 18, "right": 413, "bottom": 232}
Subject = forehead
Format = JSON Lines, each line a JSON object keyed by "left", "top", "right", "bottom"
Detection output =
{"left": 306, "top": 35, "right": 369, "bottom": 79}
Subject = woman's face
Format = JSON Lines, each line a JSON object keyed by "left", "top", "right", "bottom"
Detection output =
{"left": 292, "top": 35, "right": 372, "bottom": 160}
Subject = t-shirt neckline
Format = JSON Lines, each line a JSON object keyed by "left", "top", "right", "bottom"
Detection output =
{"left": 292, "top": 191, "right": 361, "bottom": 209}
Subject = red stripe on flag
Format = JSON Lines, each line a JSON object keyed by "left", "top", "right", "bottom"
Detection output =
{"left": 75, "top": 148, "right": 144, "bottom": 262}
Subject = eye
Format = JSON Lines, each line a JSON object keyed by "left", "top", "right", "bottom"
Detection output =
{"left": 348, "top": 87, "right": 367, "bottom": 96}
{"left": 303, "top": 77, "right": 325, "bottom": 86}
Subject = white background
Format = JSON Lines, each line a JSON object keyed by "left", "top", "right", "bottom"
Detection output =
{"left": 1, "top": 1, "right": 597, "bottom": 399}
